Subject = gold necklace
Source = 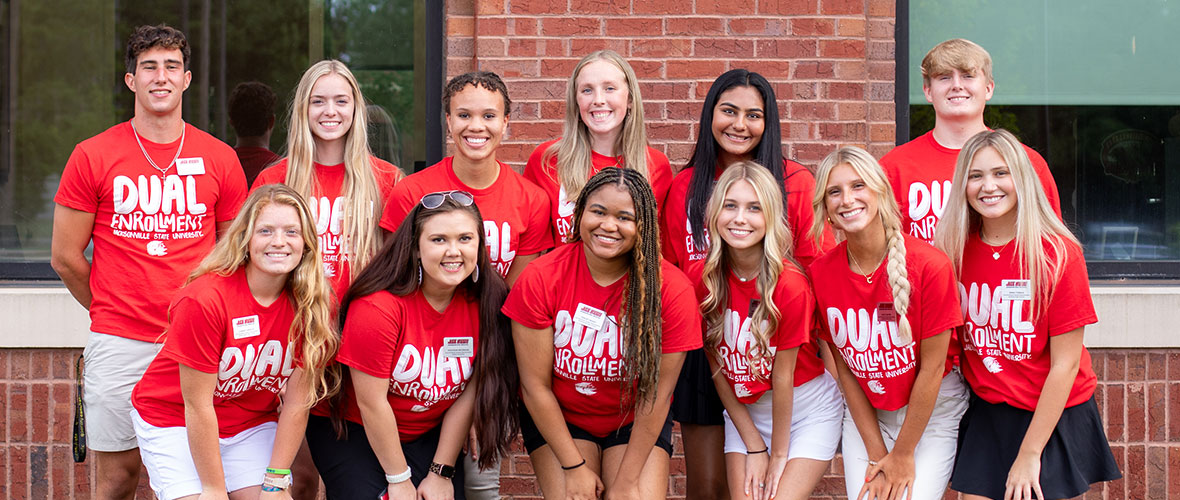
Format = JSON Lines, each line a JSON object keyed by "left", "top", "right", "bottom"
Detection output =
{"left": 980, "top": 230, "right": 1014, "bottom": 260}
{"left": 847, "top": 248, "right": 884, "bottom": 284}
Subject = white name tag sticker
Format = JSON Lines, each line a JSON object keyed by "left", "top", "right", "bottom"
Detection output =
{"left": 176, "top": 157, "right": 206, "bottom": 175}
{"left": 231, "top": 315, "right": 261, "bottom": 339}
{"left": 441, "top": 337, "right": 475, "bottom": 358}
{"left": 1001, "top": 279, "right": 1032, "bottom": 301}
{"left": 573, "top": 302, "right": 607, "bottom": 332}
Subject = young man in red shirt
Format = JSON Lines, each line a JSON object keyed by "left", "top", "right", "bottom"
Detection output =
{"left": 51, "top": 25, "right": 246, "bottom": 500}
{"left": 881, "top": 39, "right": 1061, "bottom": 245}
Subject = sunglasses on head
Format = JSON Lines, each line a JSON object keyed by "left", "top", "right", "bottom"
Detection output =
{"left": 420, "top": 190, "right": 475, "bottom": 209}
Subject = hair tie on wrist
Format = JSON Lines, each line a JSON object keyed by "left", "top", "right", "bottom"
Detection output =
{"left": 561, "top": 459, "right": 587, "bottom": 470}
{"left": 748, "top": 447, "right": 769, "bottom": 455}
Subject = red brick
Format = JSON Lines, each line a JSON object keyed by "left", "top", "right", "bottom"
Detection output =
{"left": 1148, "top": 352, "right": 1166, "bottom": 380}
{"left": 1127, "top": 445, "right": 1146, "bottom": 500}
{"left": 0, "top": 445, "right": 7, "bottom": 500}
{"left": 632, "top": 38, "right": 692, "bottom": 58}
{"left": 784, "top": 122, "right": 811, "bottom": 140}
{"left": 791, "top": 17, "right": 835, "bottom": 36}
{"left": 73, "top": 459, "right": 90, "bottom": 499}
{"left": 508, "top": 80, "right": 565, "bottom": 99}
{"left": 569, "top": 0, "right": 628, "bottom": 14}
{"left": 542, "top": 39, "right": 565, "bottom": 57}
{"left": 826, "top": 82, "right": 865, "bottom": 100}
{"left": 791, "top": 102, "right": 835, "bottom": 120}
{"left": 500, "top": 475, "right": 541, "bottom": 495}
{"left": 448, "top": 16, "right": 474, "bottom": 36}
{"left": 569, "top": 38, "right": 628, "bottom": 56}
{"left": 477, "top": 0, "right": 505, "bottom": 15}
{"left": 868, "top": 40, "right": 895, "bottom": 61}
{"left": 11, "top": 444, "right": 28, "bottom": 500}
{"left": 11, "top": 351, "right": 30, "bottom": 380}
{"left": 755, "top": 39, "right": 817, "bottom": 59}
{"left": 448, "top": 38, "right": 474, "bottom": 58}
{"left": 540, "top": 58, "right": 579, "bottom": 78}
{"left": 696, "top": 0, "right": 746, "bottom": 14}
{"left": 760, "top": 0, "right": 818, "bottom": 15}
{"left": 1169, "top": 352, "right": 1180, "bottom": 380}
{"left": 785, "top": 82, "right": 818, "bottom": 100}
{"left": 794, "top": 143, "right": 839, "bottom": 163}
{"left": 821, "top": 0, "right": 863, "bottom": 14}
{"left": 1169, "top": 447, "right": 1180, "bottom": 499}
{"left": 694, "top": 39, "right": 754, "bottom": 58}
{"left": 729, "top": 18, "right": 790, "bottom": 36}
{"left": 869, "top": 82, "right": 894, "bottom": 101}
{"left": 541, "top": 17, "right": 601, "bottom": 37}
{"left": 837, "top": 60, "right": 869, "bottom": 79}
{"left": 51, "top": 383, "right": 71, "bottom": 442}
{"left": 647, "top": 122, "right": 693, "bottom": 141}
{"left": 484, "top": 59, "right": 540, "bottom": 77}
{"left": 869, "top": 19, "right": 894, "bottom": 39}
{"left": 509, "top": 0, "right": 566, "bottom": 15}
{"left": 693, "top": 80, "right": 714, "bottom": 99}
{"left": 51, "top": 351, "right": 73, "bottom": 380}
{"left": 512, "top": 101, "right": 541, "bottom": 120}
{"left": 870, "top": 123, "right": 894, "bottom": 142}
{"left": 838, "top": 18, "right": 866, "bottom": 37}
{"left": 838, "top": 102, "right": 867, "bottom": 120}
{"left": 50, "top": 446, "right": 69, "bottom": 499}
{"left": 448, "top": 1, "right": 472, "bottom": 15}
{"left": 665, "top": 101, "right": 699, "bottom": 120}
{"left": 795, "top": 60, "right": 835, "bottom": 79}
{"left": 641, "top": 82, "right": 692, "bottom": 100}
{"left": 1147, "top": 445, "right": 1167, "bottom": 499}
{"left": 1107, "top": 383, "right": 1125, "bottom": 441}
{"left": 1147, "top": 382, "right": 1167, "bottom": 441}
{"left": 511, "top": 454, "right": 534, "bottom": 474}
{"left": 496, "top": 143, "right": 533, "bottom": 165}
{"left": 1127, "top": 382, "right": 1146, "bottom": 441}
{"left": 820, "top": 39, "right": 866, "bottom": 58}
{"left": 0, "top": 350, "right": 8, "bottom": 378}
{"left": 0, "top": 384, "right": 6, "bottom": 441}
{"left": 605, "top": 17, "right": 662, "bottom": 37}
{"left": 30, "top": 384, "right": 49, "bottom": 442}
{"left": 508, "top": 38, "right": 540, "bottom": 57}
{"left": 642, "top": 101, "right": 663, "bottom": 120}
{"left": 446, "top": 56, "right": 475, "bottom": 76}
{"left": 477, "top": 37, "right": 507, "bottom": 57}
{"left": 633, "top": 0, "right": 692, "bottom": 14}
{"left": 666, "top": 59, "right": 726, "bottom": 79}
{"left": 10, "top": 383, "right": 28, "bottom": 442}
{"left": 540, "top": 100, "right": 565, "bottom": 119}
{"left": 869, "top": 61, "right": 894, "bottom": 81}
{"left": 510, "top": 17, "right": 539, "bottom": 36}
{"left": 477, "top": 17, "right": 508, "bottom": 36}
{"left": 1171, "top": 382, "right": 1180, "bottom": 441}
{"left": 1128, "top": 352, "right": 1148, "bottom": 380}
{"left": 869, "top": 0, "right": 895, "bottom": 16}
{"left": 666, "top": 17, "right": 724, "bottom": 36}
{"left": 629, "top": 59, "right": 663, "bottom": 78}
{"left": 665, "top": 143, "right": 696, "bottom": 165}
{"left": 1109, "top": 352, "right": 1126, "bottom": 380}
{"left": 869, "top": 102, "right": 894, "bottom": 121}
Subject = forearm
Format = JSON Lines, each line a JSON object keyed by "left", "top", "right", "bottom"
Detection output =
{"left": 356, "top": 398, "right": 410, "bottom": 474}
{"left": 520, "top": 381, "right": 584, "bottom": 468}
{"left": 185, "top": 403, "right": 228, "bottom": 492}
{"left": 52, "top": 254, "right": 92, "bottom": 309}
{"left": 613, "top": 351, "right": 684, "bottom": 485}
{"left": 891, "top": 364, "right": 943, "bottom": 456}
{"left": 828, "top": 343, "right": 888, "bottom": 459}
{"left": 432, "top": 385, "right": 477, "bottom": 467}
{"left": 1019, "top": 359, "right": 1081, "bottom": 457}
{"left": 268, "top": 369, "right": 311, "bottom": 471}
{"left": 769, "top": 355, "right": 797, "bottom": 458}
{"left": 710, "top": 358, "right": 765, "bottom": 450}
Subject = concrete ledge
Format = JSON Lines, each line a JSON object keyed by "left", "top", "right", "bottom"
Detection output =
{"left": 1, "top": 283, "right": 1178, "bottom": 348}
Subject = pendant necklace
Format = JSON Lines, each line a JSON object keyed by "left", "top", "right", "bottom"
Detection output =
{"left": 980, "top": 230, "right": 1013, "bottom": 260}
{"left": 847, "top": 248, "right": 883, "bottom": 284}
{"left": 131, "top": 120, "right": 185, "bottom": 177}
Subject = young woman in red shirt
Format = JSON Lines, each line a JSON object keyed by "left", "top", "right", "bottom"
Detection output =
{"left": 810, "top": 147, "right": 968, "bottom": 500}
{"left": 304, "top": 191, "right": 516, "bottom": 500}
{"left": 130, "top": 184, "right": 338, "bottom": 500}
{"left": 935, "top": 130, "right": 1119, "bottom": 500}
{"left": 504, "top": 167, "right": 702, "bottom": 500}
{"left": 698, "top": 163, "right": 843, "bottom": 500}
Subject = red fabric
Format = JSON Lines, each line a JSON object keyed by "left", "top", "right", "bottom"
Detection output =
{"left": 379, "top": 157, "right": 553, "bottom": 278}
{"left": 958, "top": 234, "right": 1097, "bottom": 411}
{"left": 54, "top": 121, "right": 248, "bottom": 342}
{"left": 523, "top": 139, "right": 673, "bottom": 246}
{"left": 661, "top": 160, "right": 834, "bottom": 283}
{"left": 131, "top": 269, "right": 295, "bottom": 437}
{"left": 335, "top": 289, "right": 479, "bottom": 441}
{"left": 880, "top": 131, "right": 1062, "bottom": 245}
{"left": 501, "top": 243, "right": 703, "bottom": 437}
{"left": 251, "top": 157, "right": 401, "bottom": 299}
{"left": 696, "top": 266, "right": 823, "bottom": 404}
{"left": 234, "top": 146, "right": 281, "bottom": 187}
{"left": 809, "top": 235, "right": 962, "bottom": 411}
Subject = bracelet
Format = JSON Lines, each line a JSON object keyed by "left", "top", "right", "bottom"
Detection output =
{"left": 265, "top": 467, "right": 291, "bottom": 476}
{"left": 261, "top": 485, "right": 284, "bottom": 492}
{"left": 748, "top": 447, "right": 769, "bottom": 455}
{"left": 386, "top": 467, "right": 413, "bottom": 484}
{"left": 867, "top": 459, "right": 880, "bottom": 466}
{"left": 561, "top": 459, "right": 587, "bottom": 471}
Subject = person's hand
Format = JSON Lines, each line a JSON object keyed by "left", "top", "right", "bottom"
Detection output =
{"left": 604, "top": 480, "right": 642, "bottom": 500}
{"left": 563, "top": 463, "right": 604, "bottom": 500}
{"left": 743, "top": 450, "right": 769, "bottom": 499}
{"left": 863, "top": 451, "right": 915, "bottom": 500}
{"left": 466, "top": 426, "right": 480, "bottom": 462}
{"left": 1004, "top": 450, "right": 1044, "bottom": 500}
{"left": 762, "top": 454, "right": 789, "bottom": 500}
{"left": 417, "top": 471, "right": 455, "bottom": 500}
{"left": 197, "top": 488, "right": 230, "bottom": 500}
{"left": 855, "top": 469, "right": 891, "bottom": 500}
{"left": 387, "top": 479, "right": 417, "bottom": 500}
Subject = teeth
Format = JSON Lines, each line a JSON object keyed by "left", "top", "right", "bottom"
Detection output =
{"left": 591, "top": 111, "right": 610, "bottom": 120}
{"left": 981, "top": 195, "right": 1003, "bottom": 203}
{"left": 841, "top": 208, "right": 864, "bottom": 219}
{"left": 441, "top": 262, "right": 463, "bottom": 270}
{"left": 594, "top": 234, "right": 619, "bottom": 243}
{"left": 725, "top": 133, "right": 749, "bottom": 142}
{"left": 466, "top": 137, "right": 488, "bottom": 144}
{"left": 730, "top": 229, "right": 751, "bottom": 236}
{"left": 321, "top": 121, "right": 340, "bottom": 127}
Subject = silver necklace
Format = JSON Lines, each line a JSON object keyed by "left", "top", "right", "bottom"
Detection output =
{"left": 131, "top": 120, "right": 185, "bottom": 176}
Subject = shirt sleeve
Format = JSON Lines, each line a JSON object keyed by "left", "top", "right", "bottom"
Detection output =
{"left": 162, "top": 295, "right": 227, "bottom": 374}
{"left": 1046, "top": 240, "right": 1097, "bottom": 336}
{"left": 380, "top": 182, "right": 416, "bottom": 233}
{"left": 214, "top": 156, "right": 248, "bottom": 223}
{"left": 54, "top": 145, "right": 100, "bottom": 213}
{"left": 516, "top": 182, "right": 555, "bottom": 255}
{"left": 338, "top": 294, "right": 404, "bottom": 379}
{"left": 1026, "top": 147, "right": 1064, "bottom": 219}
{"left": 915, "top": 254, "right": 964, "bottom": 340}
{"left": 501, "top": 263, "right": 554, "bottom": 330}
{"left": 772, "top": 271, "right": 815, "bottom": 350}
{"left": 660, "top": 266, "right": 704, "bottom": 353}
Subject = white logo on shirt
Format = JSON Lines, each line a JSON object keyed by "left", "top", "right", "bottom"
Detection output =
{"left": 982, "top": 356, "right": 1004, "bottom": 373}
{"left": 575, "top": 382, "right": 597, "bottom": 395}
{"left": 146, "top": 240, "right": 168, "bottom": 256}
{"left": 733, "top": 383, "right": 752, "bottom": 398}
{"left": 868, "top": 380, "right": 886, "bottom": 394}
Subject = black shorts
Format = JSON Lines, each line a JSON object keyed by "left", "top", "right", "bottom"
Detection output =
{"left": 670, "top": 348, "right": 725, "bottom": 425}
{"left": 305, "top": 415, "right": 466, "bottom": 500}
{"left": 518, "top": 405, "right": 674, "bottom": 456}
{"left": 950, "top": 394, "right": 1121, "bottom": 500}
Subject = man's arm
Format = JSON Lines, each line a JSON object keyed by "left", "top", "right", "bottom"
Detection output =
{"left": 50, "top": 204, "right": 97, "bottom": 309}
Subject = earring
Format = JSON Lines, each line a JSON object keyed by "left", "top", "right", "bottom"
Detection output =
{"left": 417, "top": 263, "right": 423, "bottom": 287}
{"left": 473, "top": 265, "right": 479, "bottom": 283}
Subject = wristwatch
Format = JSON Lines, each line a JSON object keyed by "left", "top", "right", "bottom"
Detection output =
{"left": 261, "top": 473, "right": 292, "bottom": 490}
{"left": 429, "top": 462, "right": 455, "bottom": 479}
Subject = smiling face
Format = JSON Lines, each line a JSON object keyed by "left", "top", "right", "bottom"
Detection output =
{"left": 125, "top": 47, "right": 191, "bottom": 119}
{"left": 575, "top": 59, "right": 631, "bottom": 146}
{"left": 248, "top": 203, "right": 305, "bottom": 279}
{"left": 716, "top": 179, "right": 766, "bottom": 253}
{"left": 711, "top": 86, "right": 766, "bottom": 165}
{"left": 579, "top": 184, "right": 638, "bottom": 265}
{"left": 417, "top": 210, "right": 481, "bottom": 292}
{"left": 447, "top": 84, "right": 508, "bottom": 165}
{"left": 965, "top": 146, "right": 1018, "bottom": 223}
{"left": 823, "top": 163, "right": 881, "bottom": 236}
{"left": 923, "top": 67, "right": 994, "bottom": 121}
{"left": 307, "top": 73, "right": 355, "bottom": 146}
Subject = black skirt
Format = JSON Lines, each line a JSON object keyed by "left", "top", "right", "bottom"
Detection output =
{"left": 950, "top": 393, "right": 1120, "bottom": 500}
{"left": 670, "top": 348, "right": 725, "bottom": 425}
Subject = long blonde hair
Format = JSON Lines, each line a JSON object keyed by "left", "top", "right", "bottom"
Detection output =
{"left": 543, "top": 50, "right": 650, "bottom": 204}
{"left": 812, "top": 147, "right": 913, "bottom": 344}
{"left": 188, "top": 184, "right": 339, "bottom": 405}
{"left": 701, "top": 162, "right": 797, "bottom": 379}
{"left": 935, "top": 129, "right": 1076, "bottom": 321}
{"left": 285, "top": 60, "right": 395, "bottom": 286}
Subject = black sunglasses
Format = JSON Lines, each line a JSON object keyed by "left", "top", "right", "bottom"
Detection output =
{"left": 420, "top": 190, "right": 475, "bottom": 209}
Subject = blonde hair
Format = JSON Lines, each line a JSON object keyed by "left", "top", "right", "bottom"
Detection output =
{"left": 543, "top": 50, "right": 650, "bottom": 205}
{"left": 935, "top": 129, "right": 1076, "bottom": 321}
{"left": 285, "top": 60, "right": 398, "bottom": 287}
{"left": 188, "top": 184, "right": 339, "bottom": 405}
{"left": 921, "top": 38, "right": 993, "bottom": 86}
{"left": 812, "top": 147, "right": 913, "bottom": 344}
{"left": 701, "top": 162, "right": 798, "bottom": 379}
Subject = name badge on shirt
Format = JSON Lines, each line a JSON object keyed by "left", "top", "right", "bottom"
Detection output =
{"left": 573, "top": 302, "right": 607, "bottom": 331}
{"left": 441, "top": 337, "right": 475, "bottom": 358}
{"left": 1001, "top": 279, "right": 1032, "bottom": 301}
{"left": 876, "top": 302, "right": 898, "bottom": 322}
{"left": 176, "top": 157, "right": 206, "bottom": 176}
{"left": 232, "top": 315, "right": 261, "bottom": 339}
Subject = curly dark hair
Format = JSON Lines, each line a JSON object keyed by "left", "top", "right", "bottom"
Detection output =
{"left": 228, "top": 82, "right": 277, "bottom": 137}
{"left": 125, "top": 24, "right": 190, "bottom": 74}
{"left": 442, "top": 71, "right": 511, "bottom": 115}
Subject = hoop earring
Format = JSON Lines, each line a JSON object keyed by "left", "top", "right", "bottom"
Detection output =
{"left": 473, "top": 265, "right": 479, "bottom": 283}
{"left": 417, "top": 263, "right": 423, "bottom": 287}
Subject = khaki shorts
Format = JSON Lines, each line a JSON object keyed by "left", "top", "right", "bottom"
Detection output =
{"left": 82, "top": 332, "right": 162, "bottom": 452}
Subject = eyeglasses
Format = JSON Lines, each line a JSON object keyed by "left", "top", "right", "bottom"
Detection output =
{"left": 420, "top": 190, "right": 475, "bottom": 209}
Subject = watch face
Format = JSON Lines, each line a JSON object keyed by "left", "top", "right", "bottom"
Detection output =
{"left": 430, "top": 462, "right": 455, "bottom": 478}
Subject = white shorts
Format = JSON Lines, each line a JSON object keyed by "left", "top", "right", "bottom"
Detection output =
{"left": 82, "top": 331, "right": 163, "bottom": 451}
{"left": 840, "top": 370, "right": 969, "bottom": 500}
{"left": 133, "top": 410, "right": 276, "bottom": 500}
{"left": 722, "top": 372, "right": 844, "bottom": 460}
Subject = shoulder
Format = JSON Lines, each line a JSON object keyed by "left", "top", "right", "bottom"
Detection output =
{"left": 774, "top": 265, "right": 812, "bottom": 299}
{"left": 904, "top": 234, "right": 954, "bottom": 277}
{"left": 183, "top": 123, "right": 237, "bottom": 157}
{"left": 176, "top": 272, "right": 236, "bottom": 308}
{"left": 393, "top": 161, "right": 447, "bottom": 194}
{"left": 500, "top": 163, "right": 549, "bottom": 198}
{"left": 809, "top": 241, "right": 845, "bottom": 272}
{"left": 659, "top": 260, "right": 694, "bottom": 295}
{"left": 646, "top": 146, "right": 671, "bottom": 166}
{"left": 880, "top": 132, "right": 930, "bottom": 163}
{"left": 76, "top": 122, "right": 131, "bottom": 150}
{"left": 782, "top": 159, "right": 816, "bottom": 191}
{"left": 253, "top": 160, "right": 290, "bottom": 186}
{"left": 527, "top": 139, "right": 560, "bottom": 163}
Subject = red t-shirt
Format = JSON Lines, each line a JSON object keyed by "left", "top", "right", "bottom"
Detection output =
{"left": 501, "top": 243, "right": 703, "bottom": 437}
{"left": 957, "top": 234, "right": 1097, "bottom": 411}
{"left": 335, "top": 289, "right": 479, "bottom": 441}
{"left": 523, "top": 139, "right": 674, "bottom": 246}
{"left": 661, "top": 160, "right": 834, "bottom": 283}
{"left": 880, "top": 131, "right": 1062, "bottom": 245}
{"left": 696, "top": 266, "right": 824, "bottom": 404}
{"left": 252, "top": 157, "right": 401, "bottom": 299}
{"left": 131, "top": 269, "right": 296, "bottom": 437}
{"left": 809, "top": 234, "right": 962, "bottom": 411}
{"left": 234, "top": 146, "right": 281, "bottom": 187}
{"left": 379, "top": 157, "right": 553, "bottom": 278}
{"left": 55, "top": 121, "right": 248, "bottom": 342}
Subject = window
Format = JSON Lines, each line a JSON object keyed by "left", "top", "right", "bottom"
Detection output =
{"left": 901, "top": 0, "right": 1180, "bottom": 278}
{"left": 0, "top": 0, "right": 442, "bottom": 279}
